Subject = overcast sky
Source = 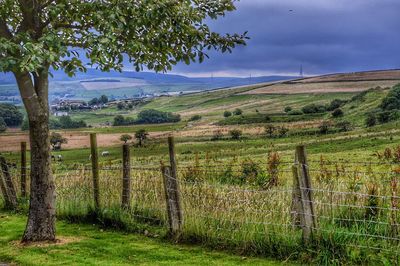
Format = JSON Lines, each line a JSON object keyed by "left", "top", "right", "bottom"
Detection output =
{"left": 169, "top": 0, "right": 400, "bottom": 77}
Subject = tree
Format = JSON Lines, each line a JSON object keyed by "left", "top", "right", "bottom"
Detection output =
{"left": 319, "top": 121, "right": 333, "bottom": 134}
{"left": 331, "top": 108, "right": 344, "bottom": 118}
{"left": 284, "top": 106, "right": 292, "bottom": 113}
{"left": 88, "top": 98, "right": 99, "bottom": 106}
{"left": 0, "top": 117, "right": 7, "bottom": 133}
{"left": 335, "top": 121, "right": 353, "bottom": 132}
{"left": 233, "top": 108, "right": 243, "bottom": 115}
{"left": 264, "top": 124, "right": 276, "bottom": 138}
{"left": 120, "top": 134, "right": 132, "bottom": 144}
{"left": 117, "top": 102, "right": 125, "bottom": 110}
{"left": 99, "top": 95, "right": 108, "bottom": 104}
{"left": 0, "top": 1, "right": 246, "bottom": 242}
{"left": 229, "top": 129, "right": 242, "bottom": 140}
{"left": 136, "top": 109, "right": 180, "bottom": 124}
{"left": 0, "top": 103, "right": 24, "bottom": 127}
{"left": 49, "top": 132, "right": 67, "bottom": 150}
{"left": 365, "top": 113, "right": 377, "bottom": 127}
{"left": 189, "top": 115, "right": 202, "bottom": 122}
{"left": 135, "top": 129, "right": 149, "bottom": 147}
{"left": 277, "top": 126, "right": 289, "bottom": 137}
{"left": 224, "top": 111, "right": 232, "bottom": 118}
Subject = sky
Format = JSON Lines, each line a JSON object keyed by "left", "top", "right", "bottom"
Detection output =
{"left": 169, "top": 0, "right": 400, "bottom": 77}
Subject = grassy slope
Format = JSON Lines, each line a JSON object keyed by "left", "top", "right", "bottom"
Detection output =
{"left": 0, "top": 212, "right": 288, "bottom": 266}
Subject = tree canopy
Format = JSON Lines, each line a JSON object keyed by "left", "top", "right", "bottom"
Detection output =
{"left": 0, "top": 1, "right": 246, "bottom": 75}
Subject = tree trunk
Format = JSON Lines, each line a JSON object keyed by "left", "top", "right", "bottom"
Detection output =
{"left": 15, "top": 70, "right": 56, "bottom": 243}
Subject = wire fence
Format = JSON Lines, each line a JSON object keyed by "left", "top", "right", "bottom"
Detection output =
{"left": 1, "top": 144, "right": 400, "bottom": 262}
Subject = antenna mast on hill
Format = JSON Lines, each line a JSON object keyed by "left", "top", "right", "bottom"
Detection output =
{"left": 299, "top": 64, "right": 304, "bottom": 78}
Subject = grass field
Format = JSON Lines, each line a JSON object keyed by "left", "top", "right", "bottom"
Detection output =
{"left": 2, "top": 72, "right": 400, "bottom": 265}
{"left": 0, "top": 212, "right": 287, "bottom": 265}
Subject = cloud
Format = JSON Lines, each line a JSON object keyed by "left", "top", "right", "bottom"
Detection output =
{"left": 170, "top": 0, "right": 400, "bottom": 77}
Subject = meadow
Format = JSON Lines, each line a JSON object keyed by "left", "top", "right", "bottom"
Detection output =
{"left": 2, "top": 73, "right": 400, "bottom": 265}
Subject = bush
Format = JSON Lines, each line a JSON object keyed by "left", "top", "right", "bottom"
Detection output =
{"left": 319, "top": 120, "right": 333, "bottom": 134}
{"left": 59, "top": 116, "right": 87, "bottom": 129}
{"left": 0, "top": 117, "right": 7, "bottom": 133}
{"left": 223, "top": 111, "right": 232, "bottom": 118}
{"left": 188, "top": 115, "right": 202, "bottom": 122}
{"left": 50, "top": 132, "right": 67, "bottom": 150}
{"left": 277, "top": 126, "right": 289, "bottom": 137}
{"left": 117, "top": 102, "right": 125, "bottom": 110}
{"left": 302, "top": 104, "right": 326, "bottom": 114}
{"left": 377, "top": 111, "right": 392, "bottom": 124}
{"left": 211, "top": 130, "right": 224, "bottom": 141}
{"left": 335, "top": 121, "right": 353, "bottom": 132}
{"left": 134, "top": 129, "right": 149, "bottom": 146}
{"left": 120, "top": 134, "right": 132, "bottom": 143}
{"left": 229, "top": 129, "right": 242, "bottom": 140}
{"left": 380, "top": 84, "right": 400, "bottom": 110}
{"left": 0, "top": 103, "right": 23, "bottom": 127}
{"left": 264, "top": 124, "right": 276, "bottom": 138}
{"left": 136, "top": 109, "right": 180, "bottom": 124}
{"left": 327, "top": 99, "right": 346, "bottom": 111}
{"left": 331, "top": 108, "right": 344, "bottom": 118}
{"left": 287, "top": 110, "right": 303, "bottom": 116}
{"left": 365, "top": 113, "right": 377, "bottom": 127}
{"left": 233, "top": 108, "right": 243, "bottom": 115}
{"left": 113, "top": 115, "right": 135, "bottom": 126}
{"left": 284, "top": 106, "right": 292, "bottom": 113}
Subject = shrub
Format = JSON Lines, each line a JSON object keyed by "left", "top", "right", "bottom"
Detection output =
{"left": 223, "top": 111, "right": 232, "bottom": 118}
{"left": 118, "top": 102, "right": 127, "bottom": 110}
{"left": 287, "top": 110, "right": 303, "bottom": 116}
{"left": 59, "top": 116, "right": 87, "bottom": 129}
{"left": 264, "top": 124, "right": 276, "bottom": 138}
{"left": 0, "top": 103, "right": 24, "bottom": 127}
{"left": 377, "top": 111, "right": 391, "bottom": 124}
{"left": 189, "top": 115, "right": 202, "bottom": 122}
{"left": 229, "top": 129, "right": 242, "bottom": 140}
{"left": 335, "top": 121, "right": 353, "bottom": 132}
{"left": 327, "top": 99, "right": 346, "bottom": 111}
{"left": 380, "top": 84, "right": 400, "bottom": 110}
{"left": 277, "top": 126, "right": 289, "bottom": 137}
{"left": 319, "top": 120, "right": 333, "bottom": 134}
{"left": 113, "top": 115, "right": 135, "bottom": 126}
{"left": 0, "top": 117, "right": 7, "bottom": 133}
{"left": 134, "top": 129, "right": 149, "bottom": 146}
{"left": 211, "top": 130, "right": 224, "bottom": 141}
{"left": 240, "top": 159, "right": 265, "bottom": 186}
{"left": 284, "top": 106, "right": 292, "bottom": 113}
{"left": 120, "top": 134, "right": 133, "bottom": 143}
{"left": 233, "top": 108, "right": 243, "bottom": 115}
{"left": 136, "top": 109, "right": 180, "bottom": 124}
{"left": 302, "top": 104, "right": 326, "bottom": 114}
{"left": 365, "top": 113, "right": 377, "bottom": 127}
{"left": 50, "top": 132, "right": 67, "bottom": 150}
{"left": 331, "top": 108, "right": 344, "bottom": 118}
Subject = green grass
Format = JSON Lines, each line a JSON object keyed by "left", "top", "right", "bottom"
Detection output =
{"left": 0, "top": 212, "right": 289, "bottom": 266}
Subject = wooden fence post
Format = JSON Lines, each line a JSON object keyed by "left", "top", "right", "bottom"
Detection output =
{"left": 122, "top": 144, "right": 131, "bottom": 209}
{"left": 0, "top": 170, "right": 13, "bottom": 209}
{"left": 90, "top": 133, "right": 100, "bottom": 210}
{"left": 21, "top": 142, "right": 27, "bottom": 198}
{"left": 290, "top": 164, "right": 302, "bottom": 227}
{"left": 294, "top": 145, "right": 316, "bottom": 244}
{"left": 161, "top": 136, "right": 183, "bottom": 238}
{"left": 0, "top": 156, "right": 17, "bottom": 209}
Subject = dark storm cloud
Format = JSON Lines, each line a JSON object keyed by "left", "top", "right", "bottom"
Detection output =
{"left": 171, "top": 0, "right": 400, "bottom": 77}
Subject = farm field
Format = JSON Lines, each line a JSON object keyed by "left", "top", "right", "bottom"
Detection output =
{"left": 2, "top": 70, "right": 400, "bottom": 265}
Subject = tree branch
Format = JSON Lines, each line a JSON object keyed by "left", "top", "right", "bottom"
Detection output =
{"left": 0, "top": 19, "right": 13, "bottom": 39}
{"left": 14, "top": 72, "right": 43, "bottom": 120}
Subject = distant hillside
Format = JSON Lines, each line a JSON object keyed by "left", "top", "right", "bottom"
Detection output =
{"left": 242, "top": 69, "right": 400, "bottom": 95}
